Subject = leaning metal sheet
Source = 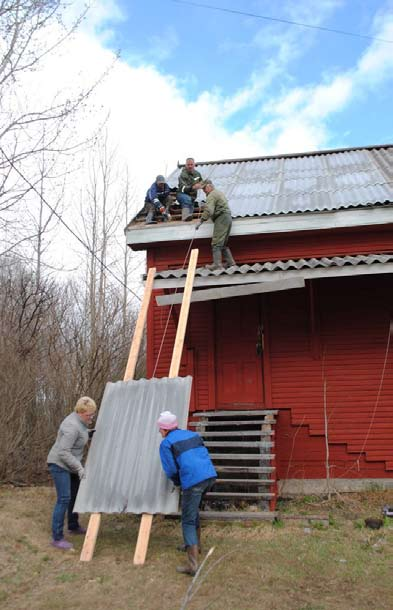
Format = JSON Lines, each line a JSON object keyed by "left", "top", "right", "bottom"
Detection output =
{"left": 74, "top": 376, "right": 192, "bottom": 514}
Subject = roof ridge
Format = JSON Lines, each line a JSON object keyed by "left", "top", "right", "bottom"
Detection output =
{"left": 178, "top": 144, "right": 393, "bottom": 168}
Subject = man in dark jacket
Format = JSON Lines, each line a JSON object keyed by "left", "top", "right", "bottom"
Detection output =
{"left": 145, "top": 175, "right": 173, "bottom": 224}
{"left": 157, "top": 410, "right": 216, "bottom": 575}
{"left": 177, "top": 157, "right": 203, "bottom": 222}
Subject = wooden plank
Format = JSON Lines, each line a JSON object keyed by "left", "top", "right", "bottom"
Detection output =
{"left": 80, "top": 267, "right": 156, "bottom": 563}
{"left": 204, "top": 441, "right": 274, "bottom": 447}
{"left": 189, "top": 419, "right": 276, "bottom": 427}
{"left": 80, "top": 513, "right": 101, "bottom": 562}
{"left": 201, "top": 430, "right": 275, "bottom": 437}
{"left": 133, "top": 249, "right": 198, "bottom": 566}
{"left": 133, "top": 514, "right": 154, "bottom": 566}
{"left": 124, "top": 267, "right": 156, "bottom": 381}
{"left": 206, "top": 492, "right": 274, "bottom": 498}
{"left": 210, "top": 453, "right": 275, "bottom": 460}
{"left": 193, "top": 410, "right": 278, "bottom": 417}
{"left": 216, "top": 466, "right": 275, "bottom": 473}
{"left": 156, "top": 277, "right": 305, "bottom": 306}
{"left": 215, "top": 478, "right": 273, "bottom": 485}
{"left": 168, "top": 248, "right": 199, "bottom": 378}
{"left": 199, "top": 511, "right": 277, "bottom": 521}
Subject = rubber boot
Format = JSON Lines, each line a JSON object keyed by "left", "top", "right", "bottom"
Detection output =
{"left": 182, "top": 207, "right": 193, "bottom": 222}
{"left": 176, "top": 544, "right": 199, "bottom": 576}
{"left": 145, "top": 210, "right": 156, "bottom": 225}
{"left": 205, "top": 247, "right": 223, "bottom": 271}
{"left": 222, "top": 247, "right": 236, "bottom": 268}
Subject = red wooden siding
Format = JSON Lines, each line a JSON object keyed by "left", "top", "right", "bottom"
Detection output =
{"left": 269, "top": 275, "right": 393, "bottom": 478}
{"left": 147, "top": 290, "right": 215, "bottom": 413}
{"left": 145, "top": 230, "right": 393, "bottom": 479}
{"left": 148, "top": 224, "right": 393, "bottom": 270}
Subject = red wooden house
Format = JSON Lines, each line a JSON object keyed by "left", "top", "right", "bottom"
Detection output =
{"left": 126, "top": 144, "right": 393, "bottom": 506}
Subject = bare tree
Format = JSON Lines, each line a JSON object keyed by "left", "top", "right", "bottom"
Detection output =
{"left": 0, "top": 0, "right": 114, "bottom": 258}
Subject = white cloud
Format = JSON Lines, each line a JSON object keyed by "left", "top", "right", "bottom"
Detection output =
{"left": 8, "top": 0, "right": 393, "bottom": 228}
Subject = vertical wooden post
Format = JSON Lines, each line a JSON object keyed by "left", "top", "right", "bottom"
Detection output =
{"left": 133, "top": 249, "right": 199, "bottom": 566}
{"left": 80, "top": 267, "right": 156, "bottom": 562}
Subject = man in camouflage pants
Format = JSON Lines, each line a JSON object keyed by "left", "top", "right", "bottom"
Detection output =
{"left": 196, "top": 180, "right": 236, "bottom": 270}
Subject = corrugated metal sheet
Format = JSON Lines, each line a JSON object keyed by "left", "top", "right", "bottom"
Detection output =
{"left": 74, "top": 376, "right": 192, "bottom": 514}
{"left": 167, "top": 146, "right": 393, "bottom": 217}
{"left": 153, "top": 253, "right": 393, "bottom": 279}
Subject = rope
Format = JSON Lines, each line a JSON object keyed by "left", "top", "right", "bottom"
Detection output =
{"left": 331, "top": 320, "right": 392, "bottom": 479}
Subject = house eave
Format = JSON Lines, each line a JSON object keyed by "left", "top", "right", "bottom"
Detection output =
{"left": 151, "top": 262, "right": 393, "bottom": 290}
{"left": 126, "top": 206, "right": 393, "bottom": 251}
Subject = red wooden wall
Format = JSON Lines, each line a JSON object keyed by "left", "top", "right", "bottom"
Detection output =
{"left": 145, "top": 225, "right": 393, "bottom": 479}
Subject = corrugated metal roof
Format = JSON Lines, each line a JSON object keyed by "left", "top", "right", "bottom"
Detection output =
{"left": 167, "top": 146, "right": 393, "bottom": 217}
{"left": 153, "top": 254, "right": 393, "bottom": 279}
{"left": 74, "top": 376, "right": 192, "bottom": 514}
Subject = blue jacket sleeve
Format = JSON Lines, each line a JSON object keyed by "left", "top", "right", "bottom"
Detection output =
{"left": 146, "top": 183, "right": 157, "bottom": 203}
{"left": 159, "top": 441, "right": 180, "bottom": 485}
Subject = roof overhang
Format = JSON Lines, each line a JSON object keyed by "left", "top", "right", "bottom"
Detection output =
{"left": 152, "top": 261, "right": 393, "bottom": 293}
{"left": 126, "top": 206, "right": 393, "bottom": 250}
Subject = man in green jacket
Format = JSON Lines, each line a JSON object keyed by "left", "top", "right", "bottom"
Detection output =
{"left": 196, "top": 180, "right": 237, "bottom": 270}
{"left": 177, "top": 157, "right": 203, "bottom": 221}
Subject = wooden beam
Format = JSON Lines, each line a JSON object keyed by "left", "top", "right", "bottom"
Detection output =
{"left": 80, "top": 267, "right": 156, "bottom": 563}
{"left": 133, "top": 249, "right": 199, "bottom": 566}
{"left": 168, "top": 248, "right": 199, "bottom": 377}
{"left": 124, "top": 268, "right": 156, "bottom": 380}
{"left": 79, "top": 513, "right": 101, "bottom": 562}
{"left": 156, "top": 277, "right": 304, "bottom": 306}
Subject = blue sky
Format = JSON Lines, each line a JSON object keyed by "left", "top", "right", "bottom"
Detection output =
{"left": 95, "top": 0, "right": 393, "bottom": 152}
{"left": 6, "top": 0, "right": 393, "bottom": 276}
{"left": 18, "top": 0, "right": 393, "bottom": 216}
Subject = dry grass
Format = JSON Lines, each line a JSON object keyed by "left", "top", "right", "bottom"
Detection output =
{"left": 1, "top": 485, "right": 393, "bottom": 610}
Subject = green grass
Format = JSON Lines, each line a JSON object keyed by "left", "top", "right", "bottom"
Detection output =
{"left": 1, "top": 485, "right": 393, "bottom": 610}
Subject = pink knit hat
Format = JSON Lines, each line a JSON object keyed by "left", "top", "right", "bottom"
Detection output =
{"left": 157, "top": 410, "right": 178, "bottom": 430}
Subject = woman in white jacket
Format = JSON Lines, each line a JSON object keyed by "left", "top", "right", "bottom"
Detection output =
{"left": 47, "top": 396, "right": 96, "bottom": 549}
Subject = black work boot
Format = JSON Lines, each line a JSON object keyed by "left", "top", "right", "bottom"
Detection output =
{"left": 176, "top": 544, "right": 199, "bottom": 576}
{"left": 222, "top": 247, "right": 236, "bottom": 268}
{"left": 205, "top": 247, "right": 223, "bottom": 271}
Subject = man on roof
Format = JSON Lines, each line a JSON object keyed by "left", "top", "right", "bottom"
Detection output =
{"left": 145, "top": 175, "right": 174, "bottom": 225}
{"left": 196, "top": 179, "right": 237, "bottom": 270}
{"left": 177, "top": 157, "right": 203, "bottom": 222}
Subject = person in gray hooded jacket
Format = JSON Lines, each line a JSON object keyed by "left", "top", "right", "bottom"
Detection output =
{"left": 47, "top": 396, "right": 96, "bottom": 549}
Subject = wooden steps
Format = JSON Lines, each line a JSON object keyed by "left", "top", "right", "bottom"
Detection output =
{"left": 191, "top": 409, "right": 278, "bottom": 514}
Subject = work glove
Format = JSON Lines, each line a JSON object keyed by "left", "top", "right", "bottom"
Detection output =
{"left": 88, "top": 428, "right": 96, "bottom": 440}
{"left": 153, "top": 198, "right": 160, "bottom": 205}
{"left": 77, "top": 466, "right": 85, "bottom": 480}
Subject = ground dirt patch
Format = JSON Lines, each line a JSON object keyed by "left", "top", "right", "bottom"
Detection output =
{"left": 1, "top": 486, "right": 393, "bottom": 610}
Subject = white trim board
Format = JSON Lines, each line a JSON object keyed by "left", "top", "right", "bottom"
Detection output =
{"left": 151, "top": 262, "right": 393, "bottom": 290}
{"left": 156, "top": 278, "right": 305, "bottom": 306}
{"left": 126, "top": 206, "right": 393, "bottom": 248}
